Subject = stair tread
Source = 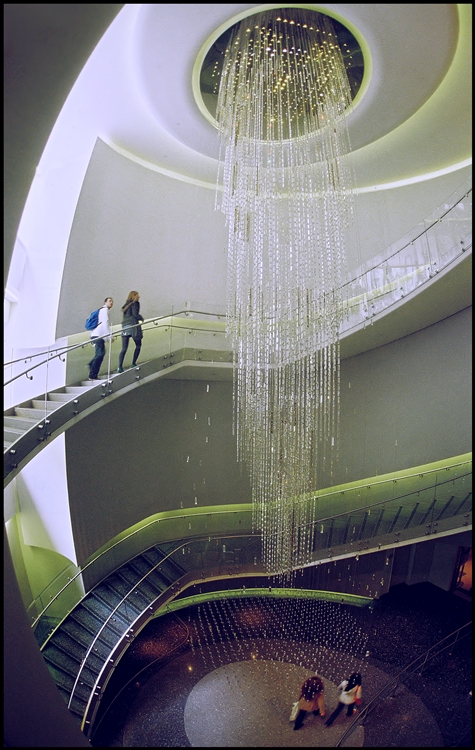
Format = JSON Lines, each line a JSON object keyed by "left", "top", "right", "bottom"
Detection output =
{"left": 11, "top": 407, "right": 44, "bottom": 420}
{"left": 31, "top": 399, "right": 63, "bottom": 410}
{"left": 4, "top": 426, "right": 25, "bottom": 437}
{"left": 65, "top": 385, "right": 96, "bottom": 393}
{"left": 4, "top": 415, "right": 38, "bottom": 427}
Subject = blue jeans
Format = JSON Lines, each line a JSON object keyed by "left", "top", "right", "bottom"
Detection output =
{"left": 89, "top": 337, "right": 105, "bottom": 379}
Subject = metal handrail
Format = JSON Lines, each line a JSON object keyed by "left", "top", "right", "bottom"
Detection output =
{"left": 66, "top": 536, "right": 198, "bottom": 711}
{"left": 30, "top": 458, "right": 471, "bottom": 630}
{"left": 3, "top": 308, "right": 227, "bottom": 386}
{"left": 303, "top": 469, "right": 472, "bottom": 529}
{"left": 30, "top": 506, "right": 250, "bottom": 630}
{"left": 5, "top": 182, "right": 471, "bottom": 384}
{"left": 341, "top": 187, "right": 472, "bottom": 287}
{"left": 89, "top": 612, "right": 190, "bottom": 741}
{"left": 334, "top": 621, "right": 472, "bottom": 747}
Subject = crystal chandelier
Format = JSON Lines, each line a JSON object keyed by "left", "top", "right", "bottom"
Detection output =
{"left": 215, "top": 8, "right": 355, "bottom": 576}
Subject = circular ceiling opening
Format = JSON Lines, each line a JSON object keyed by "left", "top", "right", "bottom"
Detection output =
{"left": 199, "top": 6, "right": 364, "bottom": 131}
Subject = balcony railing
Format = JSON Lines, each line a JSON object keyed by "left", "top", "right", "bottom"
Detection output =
{"left": 28, "top": 453, "right": 471, "bottom": 641}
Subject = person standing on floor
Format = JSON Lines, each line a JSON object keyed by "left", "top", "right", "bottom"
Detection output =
{"left": 88, "top": 297, "right": 113, "bottom": 380}
{"left": 117, "top": 291, "right": 144, "bottom": 372}
{"left": 325, "top": 672, "right": 362, "bottom": 727}
{"left": 293, "top": 673, "right": 326, "bottom": 730}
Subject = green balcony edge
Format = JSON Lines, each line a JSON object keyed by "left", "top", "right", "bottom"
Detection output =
{"left": 154, "top": 587, "right": 373, "bottom": 617}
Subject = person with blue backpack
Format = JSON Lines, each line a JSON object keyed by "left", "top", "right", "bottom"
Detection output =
{"left": 87, "top": 297, "right": 114, "bottom": 380}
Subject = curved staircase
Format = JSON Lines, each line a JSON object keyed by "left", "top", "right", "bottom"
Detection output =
{"left": 38, "top": 543, "right": 186, "bottom": 733}
{"left": 4, "top": 382, "right": 98, "bottom": 450}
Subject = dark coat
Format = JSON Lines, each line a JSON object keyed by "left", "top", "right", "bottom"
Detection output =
{"left": 121, "top": 300, "right": 144, "bottom": 341}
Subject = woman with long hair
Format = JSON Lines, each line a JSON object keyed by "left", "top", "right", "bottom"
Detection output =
{"left": 293, "top": 673, "right": 325, "bottom": 730}
{"left": 324, "top": 672, "right": 362, "bottom": 727}
{"left": 117, "top": 291, "right": 144, "bottom": 372}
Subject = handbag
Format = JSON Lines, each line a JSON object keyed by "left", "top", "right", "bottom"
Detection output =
{"left": 289, "top": 701, "right": 300, "bottom": 722}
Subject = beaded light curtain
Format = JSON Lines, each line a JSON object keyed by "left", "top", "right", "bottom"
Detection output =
{"left": 216, "top": 8, "right": 354, "bottom": 576}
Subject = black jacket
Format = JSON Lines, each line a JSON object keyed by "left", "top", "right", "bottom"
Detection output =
{"left": 121, "top": 300, "right": 144, "bottom": 340}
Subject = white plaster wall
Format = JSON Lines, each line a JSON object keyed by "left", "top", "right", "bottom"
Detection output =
{"left": 16, "top": 435, "right": 77, "bottom": 565}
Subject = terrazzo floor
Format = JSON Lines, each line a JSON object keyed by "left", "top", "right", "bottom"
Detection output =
{"left": 91, "top": 582, "right": 472, "bottom": 748}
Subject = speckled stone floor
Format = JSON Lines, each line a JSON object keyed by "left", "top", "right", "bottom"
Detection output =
{"left": 91, "top": 583, "right": 472, "bottom": 748}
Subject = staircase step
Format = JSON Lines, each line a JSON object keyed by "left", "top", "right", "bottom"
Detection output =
{"left": 13, "top": 407, "right": 44, "bottom": 420}
{"left": 4, "top": 426, "right": 25, "bottom": 443}
{"left": 81, "top": 599, "right": 132, "bottom": 635}
{"left": 115, "top": 566, "right": 158, "bottom": 603}
{"left": 69, "top": 694, "right": 88, "bottom": 720}
{"left": 43, "top": 644, "right": 81, "bottom": 677}
{"left": 70, "top": 607, "right": 104, "bottom": 636}
{"left": 47, "top": 392, "right": 77, "bottom": 402}
{"left": 50, "top": 630, "right": 88, "bottom": 663}
{"left": 43, "top": 659, "right": 76, "bottom": 693}
{"left": 69, "top": 612, "right": 117, "bottom": 649}
{"left": 4, "top": 415, "right": 38, "bottom": 430}
{"left": 89, "top": 591, "right": 142, "bottom": 625}
{"left": 106, "top": 572, "right": 154, "bottom": 611}
{"left": 72, "top": 679, "right": 95, "bottom": 703}
{"left": 155, "top": 554, "right": 186, "bottom": 582}
{"left": 31, "top": 399, "right": 63, "bottom": 411}
{"left": 65, "top": 385, "right": 96, "bottom": 393}
{"left": 61, "top": 617, "right": 113, "bottom": 661}
{"left": 61, "top": 618, "right": 96, "bottom": 650}
{"left": 93, "top": 585, "right": 142, "bottom": 616}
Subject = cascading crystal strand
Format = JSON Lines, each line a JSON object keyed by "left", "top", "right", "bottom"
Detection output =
{"left": 216, "top": 8, "right": 354, "bottom": 575}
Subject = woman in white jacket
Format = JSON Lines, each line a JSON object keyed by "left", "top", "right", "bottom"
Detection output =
{"left": 325, "top": 672, "right": 362, "bottom": 727}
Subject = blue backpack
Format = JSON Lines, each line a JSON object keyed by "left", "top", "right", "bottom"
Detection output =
{"left": 85, "top": 308, "right": 100, "bottom": 331}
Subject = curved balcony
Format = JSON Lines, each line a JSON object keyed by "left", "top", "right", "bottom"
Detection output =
{"left": 30, "top": 452, "right": 471, "bottom": 737}
{"left": 4, "top": 181, "right": 471, "bottom": 485}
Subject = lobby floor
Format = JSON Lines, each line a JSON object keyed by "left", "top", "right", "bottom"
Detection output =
{"left": 91, "top": 582, "right": 472, "bottom": 748}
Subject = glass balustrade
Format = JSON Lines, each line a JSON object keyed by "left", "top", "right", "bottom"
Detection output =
{"left": 30, "top": 455, "right": 471, "bottom": 645}
{"left": 341, "top": 181, "right": 471, "bottom": 331}
{"left": 4, "top": 179, "right": 471, "bottom": 426}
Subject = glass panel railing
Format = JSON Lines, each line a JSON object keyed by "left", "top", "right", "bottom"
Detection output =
{"left": 30, "top": 506, "right": 253, "bottom": 641}
{"left": 341, "top": 181, "right": 471, "bottom": 333}
{"left": 30, "top": 456, "right": 471, "bottom": 645}
{"left": 5, "top": 178, "right": 471, "bottom": 420}
{"left": 308, "top": 458, "right": 471, "bottom": 560}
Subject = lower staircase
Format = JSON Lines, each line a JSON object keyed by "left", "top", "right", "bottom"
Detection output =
{"left": 38, "top": 544, "right": 186, "bottom": 731}
{"left": 4, "top": 382, "right": 97, "bottom": 450}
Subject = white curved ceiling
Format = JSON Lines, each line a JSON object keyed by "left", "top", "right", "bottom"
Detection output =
{"left": 100, "top": 3, "right": 471, "bottom": 187}
{"left": 4, "top": 4, "right": 472, "bottom": 351}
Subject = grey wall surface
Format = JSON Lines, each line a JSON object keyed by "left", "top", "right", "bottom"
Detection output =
{"left": 56, "top": 138, "right": 228, "bottom": 338}
{"left": 335, "top": 306, "right": 472, "bottom": 485}
{"left": 66, "top": 379, "right": 252, "bottom": 565}
{"left": 56, "top": 137, "right": 471, "bottom": 341}
{"left": 65, "top": 307, "right": 471, "bottom": 565}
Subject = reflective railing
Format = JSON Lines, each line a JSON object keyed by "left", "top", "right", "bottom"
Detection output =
{"left": 29, "top": 454, "right": 471, "bottom": 642}
{"left": 3, "top": 308, "right": 230, "bottom": 416}
{"left": 3, "top": 311, "right": 233, "bottom": 482}
{"left": 29, "top": 507, "right": 254, "bottom": 638}
{"left": 334, "top": 620, "right": 472, "bottom": 748}
{"left": 4, "top": 179, "right": 471, "bottom": 412}
{"left": 305, "top": 457, "right": 472, "bottom": 561}
{"left": 341, "top": 181, "right": 471, "bottom": 332}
